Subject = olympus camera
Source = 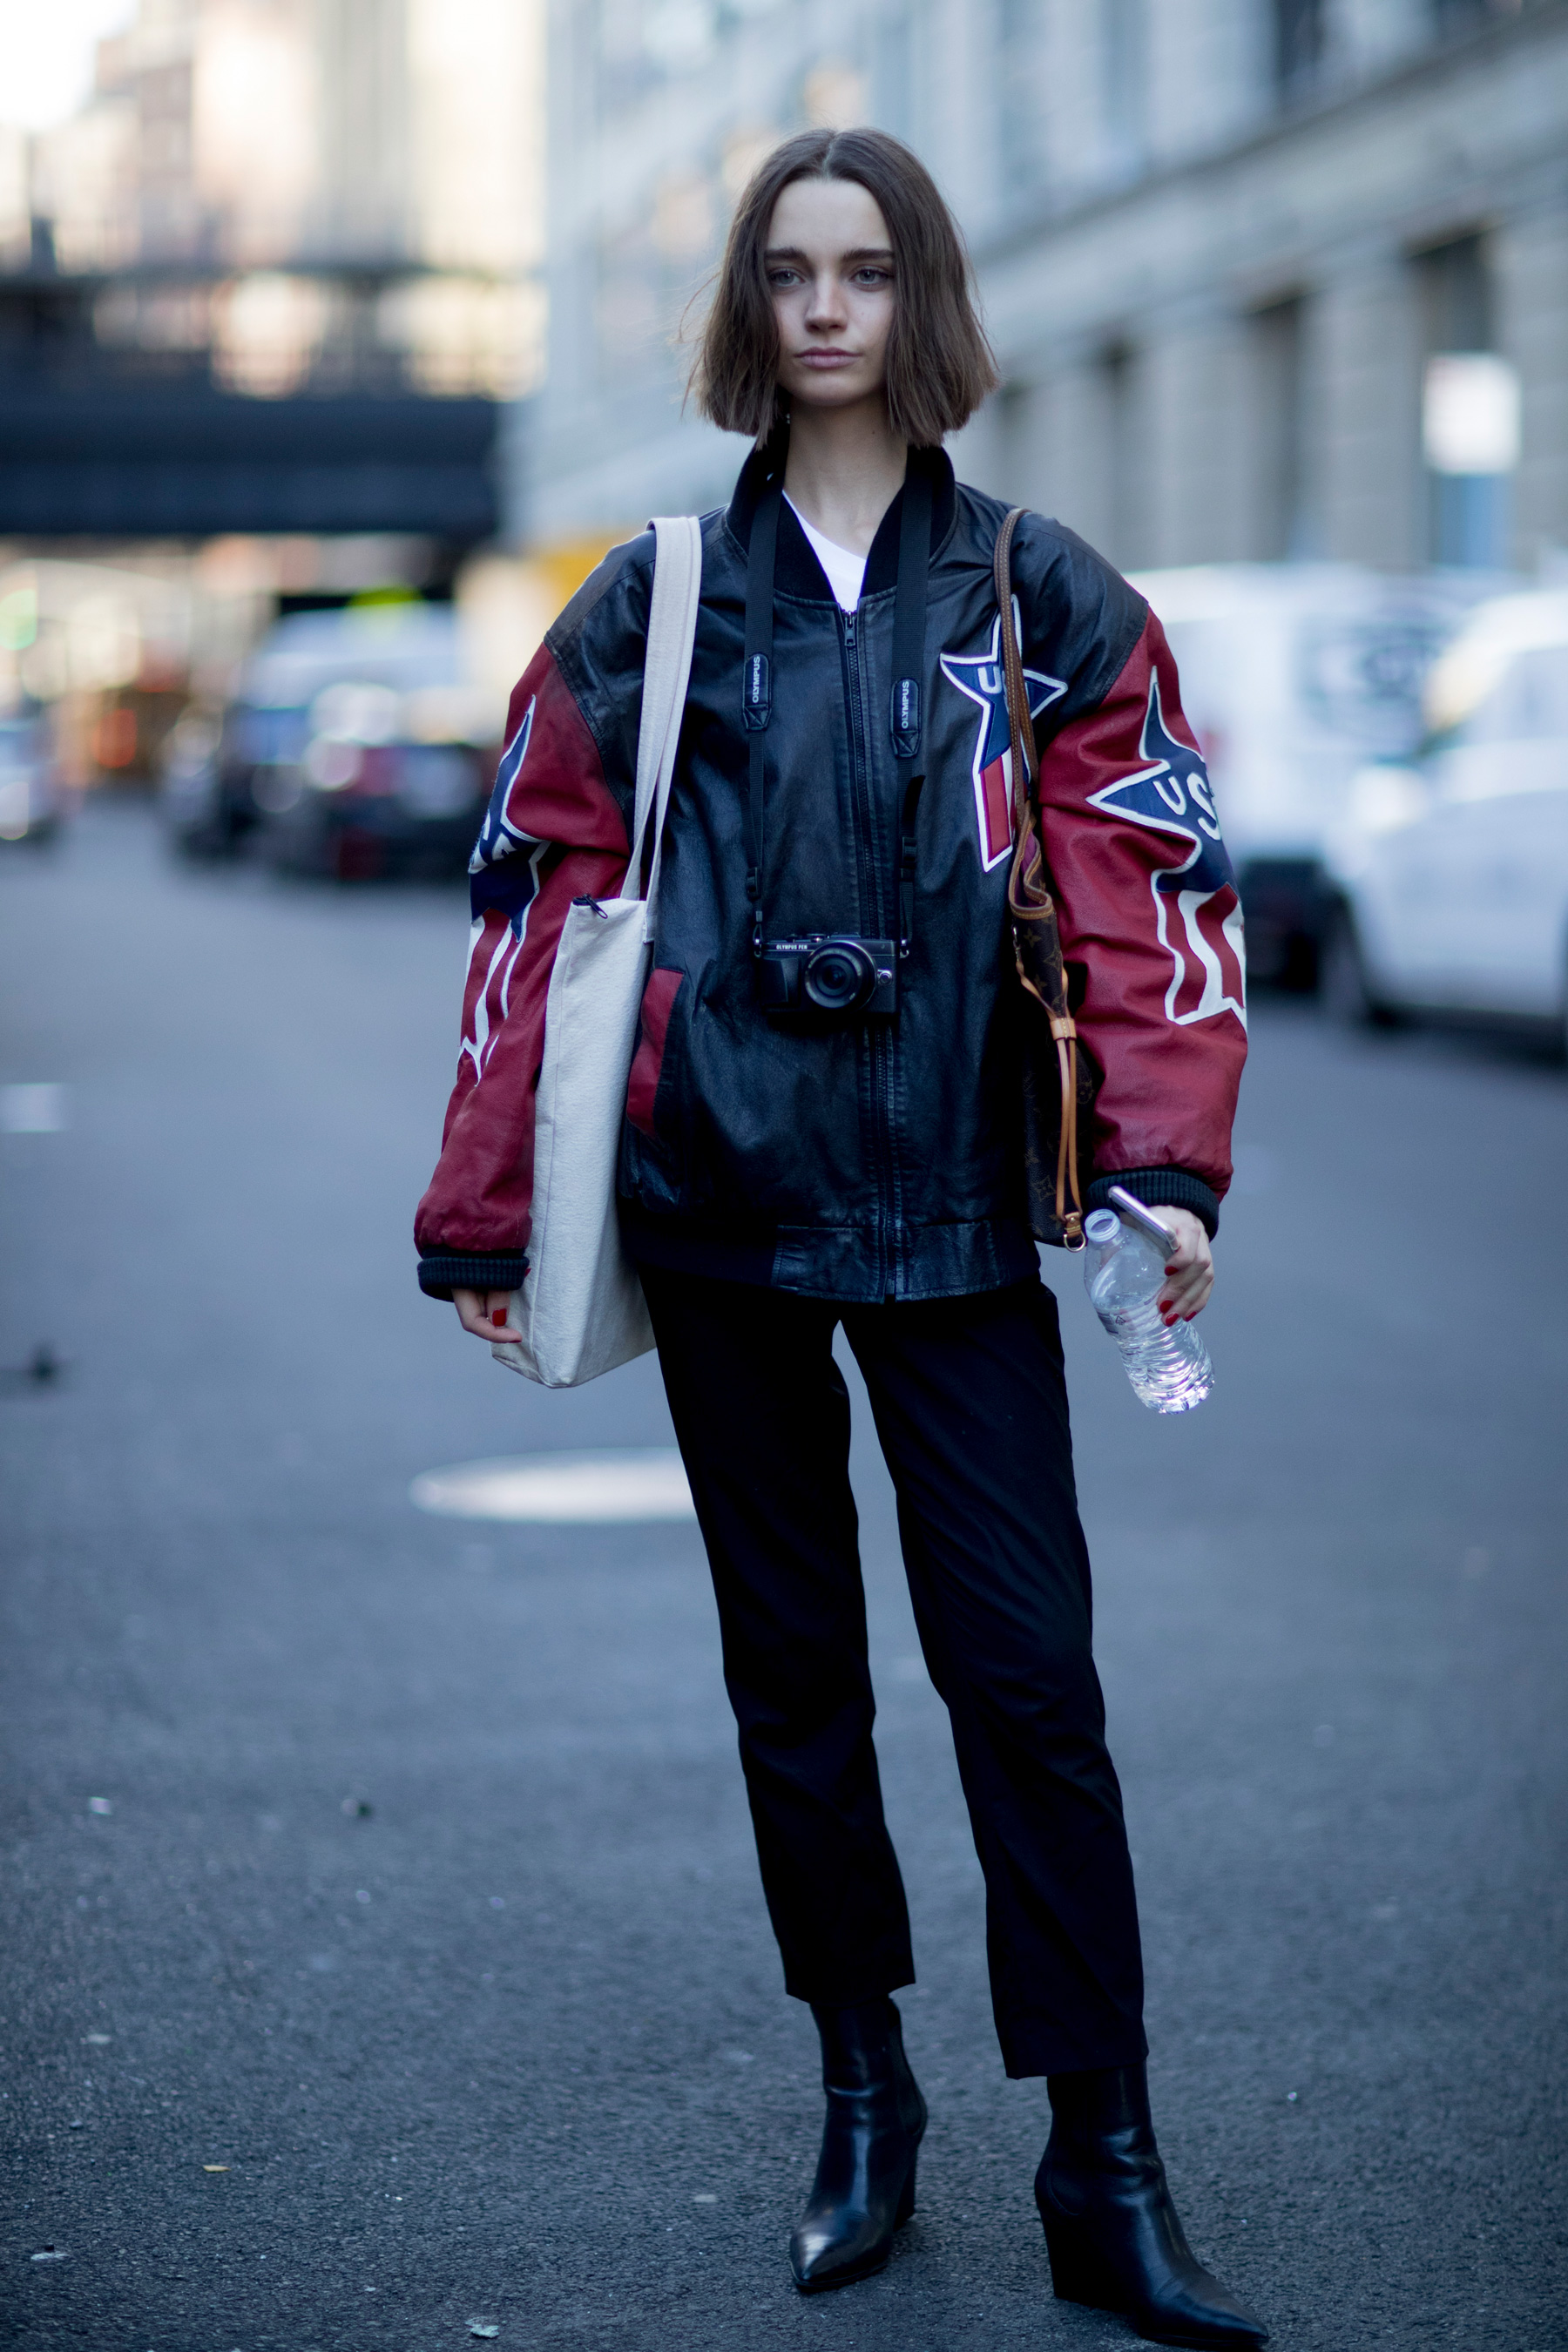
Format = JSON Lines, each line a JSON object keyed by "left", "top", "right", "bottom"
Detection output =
{"left": 758, "top": 934, "right": 899, "bottom": 1019}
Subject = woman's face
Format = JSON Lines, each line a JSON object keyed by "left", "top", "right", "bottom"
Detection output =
{"left": 766, "top": 176, "right": 896, "bottom": 416}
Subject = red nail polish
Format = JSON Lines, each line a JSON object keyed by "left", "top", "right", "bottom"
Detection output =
{"left": 490, "top": 1308, "right": 508, "bottom": 1328}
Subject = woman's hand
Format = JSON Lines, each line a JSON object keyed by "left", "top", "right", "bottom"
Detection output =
{"left": 1153, "top": 1208, "right": 1213, "bottom": 1324}
{"left": 452, "top": 1287, "right": 523, "bottom": 1344}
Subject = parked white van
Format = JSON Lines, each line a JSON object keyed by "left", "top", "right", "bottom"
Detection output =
{"left": 1132, "top": 564, "right": 1511, "bottom": 986}
{"left": 1322, "top": 590, "right": 1568, "bottom": 1046}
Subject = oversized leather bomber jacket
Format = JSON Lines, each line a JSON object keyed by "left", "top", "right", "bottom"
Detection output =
{"left": 416, "top": 445, "right": 1247, "bottom": 1306}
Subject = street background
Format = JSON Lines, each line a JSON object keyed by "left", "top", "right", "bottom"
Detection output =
{"left": 5, "top": 1, "right": 1568, "bottom": 2346}
{"left": 3, "top": 801, "right": 1565, "bottom": 2349}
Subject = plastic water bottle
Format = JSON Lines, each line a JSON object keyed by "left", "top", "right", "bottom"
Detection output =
{"left": 1083, "top": 1201, "right": 1214, "bottom": 1414}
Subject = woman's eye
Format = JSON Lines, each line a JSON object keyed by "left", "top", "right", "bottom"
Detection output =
{"left": 767, "top": 269, "right": 802, "bottom": 289}
{"left": 852, "top": 268, "right": 892, "bottom": 287}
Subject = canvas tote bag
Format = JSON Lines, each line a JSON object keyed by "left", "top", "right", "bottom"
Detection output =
{"left": 490, "top": 513, "right": 702, "bottom": 1389}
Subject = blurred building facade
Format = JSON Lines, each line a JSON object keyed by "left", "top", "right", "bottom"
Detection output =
{"left": 8, "top": 0, "right": 544, "bottom": 395}
{"left": 526, "top": 0, "right": 1568, "bottom": 577}
{"left": 0, "top": 0, "right": 544, "bottom": 541}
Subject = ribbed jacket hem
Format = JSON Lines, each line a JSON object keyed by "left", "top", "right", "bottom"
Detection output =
{"left": 619, "top": 1198, "right": 1038, "bottom": 1303}
{"left": 417, "top": 1251, "right": 529, "bottom": 1301}
{"left": 1085, "top": 1167, "right": 1221, "bottom": 1237}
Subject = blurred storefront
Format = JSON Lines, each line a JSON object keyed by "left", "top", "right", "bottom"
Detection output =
{"left": 0, "top": 537, "right": 467, "bottom": 788}
{"left": 523, "top": 0, "right": 1568, "bottom": 579}
{"left": 0, "top": 0, "right": 546, "bottom": 781}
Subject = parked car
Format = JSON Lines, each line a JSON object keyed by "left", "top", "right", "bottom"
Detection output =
{"left": 0, "top": 706, "right": 69, "bottom": 843}
{"left": 1131, "top": 563, "right": 1512, "bottom": 985}
{"left": 1321, "top": 589, "right": 1568, "bottom": 1048}
{"left": 161, "top": 604, "right": 504, "bottom": 875}
{"left": 159, "top": 704, "right": 226, "bottom": 845}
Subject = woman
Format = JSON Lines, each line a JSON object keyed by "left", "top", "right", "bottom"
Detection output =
{"left": 415, "top": 129, "right": 1260, "bottom": 2349}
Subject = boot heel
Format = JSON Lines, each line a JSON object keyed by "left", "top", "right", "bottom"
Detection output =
{"left": 1037, "top": 2203, "right": 1126, "bottom": 2315}
{"left": 895, "top": 2153, "right": 918, "bottom": 2227}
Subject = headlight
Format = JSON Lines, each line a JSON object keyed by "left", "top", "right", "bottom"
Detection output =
{"left": 394, "top": 746, "right": 477, "bottom": 816}
{"left": 1346, "top": 763, "right": 1427, "bottom": 837}
{"left": 254, "top": 764, "right": 304, "bottom": 814}
{"left": 0, "top": 773, "right": 30, "bottom": 840}
{"left": 303, "top": 737, "right": 365, "bottom": 791}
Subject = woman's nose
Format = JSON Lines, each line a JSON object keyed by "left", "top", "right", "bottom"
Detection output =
{"left": 804, "top": 274, "right": 848, "bottom": 328}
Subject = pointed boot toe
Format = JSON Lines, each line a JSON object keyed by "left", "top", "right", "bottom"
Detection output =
{"left": 1037, "top": 2065, "right": 1267, "bottom": 2351}
{"left": 788, "top": 1996, "right": 926, "bottom": 2295}
{"left": 790, "top": 2159, "right": 918, "bottom": 2293}
{"left": 1039, "top": 2184, "right": 1267, "bottom": 2349}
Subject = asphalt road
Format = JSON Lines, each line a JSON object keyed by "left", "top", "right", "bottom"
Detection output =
{"left": 3, "top": 801, "right": 1565, "bottom": 2352}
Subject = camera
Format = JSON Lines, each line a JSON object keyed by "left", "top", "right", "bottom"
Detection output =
{"left": 757, "top": 934, "right": 899, "bottom": 1019}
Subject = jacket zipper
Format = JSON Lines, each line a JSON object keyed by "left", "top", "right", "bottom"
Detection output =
{"left": 841, "top": 605, "right": 902, "bottom": 1297}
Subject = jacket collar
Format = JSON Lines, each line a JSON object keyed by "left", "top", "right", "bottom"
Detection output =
{"left": 725, "top": 436, "right": 956, "bottom": 602}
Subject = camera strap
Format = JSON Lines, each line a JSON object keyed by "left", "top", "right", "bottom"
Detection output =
{"left": 742, "top": 452, "right": 931, "bottom": 955}
{"left": 742, "top": 474, "right": 781, "bottom": 955}
{"left": 889, "top": 461, "right": 930, "bottom": 956}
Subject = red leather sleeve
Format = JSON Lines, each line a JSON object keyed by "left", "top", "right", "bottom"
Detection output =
{"left": 1037, "top": 614, "right": 1247, "bottom": 1196}
{"left": 413, "top": 645, "right": 630, "bottom": 1258}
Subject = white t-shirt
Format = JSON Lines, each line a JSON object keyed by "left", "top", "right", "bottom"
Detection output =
{"left": 785, "top": 496, "right": 867, "bottom": 612}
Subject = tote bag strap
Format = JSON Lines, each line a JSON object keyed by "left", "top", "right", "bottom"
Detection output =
{"left": 618, "top": 514, "right": 703, "bottom": 940}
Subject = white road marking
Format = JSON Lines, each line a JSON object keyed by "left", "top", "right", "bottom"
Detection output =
{"left": 410, "top": 1449, "right": 695, "bottom": 1524}
{"left": 1, "top": 1082, "right": 66, "bottom": 1132}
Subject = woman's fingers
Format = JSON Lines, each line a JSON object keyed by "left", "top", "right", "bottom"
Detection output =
{"left": 487, "top": 1290, "right": 525, "bottom": 1343}
{"left": 452, "top": 1288, "right": 490, "bottom": 1337}
{"left": 1153, "top": 1209, "right": 1213, "bottom": 1322}
{"left": 1161, "top": 1263, "right": 1213, "bottom": 1320}
{"left": 453, "top": 1287, "right": 524, "bottom": 1342}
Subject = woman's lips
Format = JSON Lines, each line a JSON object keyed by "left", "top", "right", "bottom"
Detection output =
{"left": 797, "top": 349, "right": 857, "bottom": 368}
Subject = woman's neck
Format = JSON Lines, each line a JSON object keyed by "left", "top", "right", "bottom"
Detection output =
{"left": 781, "top": 398, "right": 909, "bottom": 558}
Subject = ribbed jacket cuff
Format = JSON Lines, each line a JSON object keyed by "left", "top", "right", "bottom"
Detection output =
{"left": 1085, "top": 1168, "right": 1220, "bottom": 1238}
{"left": 417, "top": 1251, "right": 529, "bottom": 1301}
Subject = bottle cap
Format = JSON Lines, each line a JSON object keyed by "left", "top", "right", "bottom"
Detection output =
{"left": 1084, "top": 1210, "right": 1120, "bottom": 1245}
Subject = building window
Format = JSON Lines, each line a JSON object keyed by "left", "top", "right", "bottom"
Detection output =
{"left": 1420, "top": 232, "right": 1492, "bottom": 354}
{"left": 1100, "top": 340, "right": 1139, "bottom": 567}
{"left": 870, "top": 8, "right": 913, "bottom": 145}
{"left": 1101, "top": 0, "right": 1147, "bottom": 174}
{"left": 1432, "top": 0, "right": 1525, "bottom": 33}
{"left": 1000, "top": 0, "right": 1049, "bottom": 192}
{"left": 1250, "top": 295, "right": 1310, "bottom": 558}
{"left": 1274, "top": 0, "right": 1326, "bottom": 98}
{"left": 594, "top": 0, "right": 656, "bottom": 119}
{"left": 997, "top": 378, "right": 1031, "bottom": 504}
{"left": 1416, "top": 233, "right": 1516, "bottom": 568}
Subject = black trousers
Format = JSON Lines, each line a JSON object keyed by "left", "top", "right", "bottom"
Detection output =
{"left": 641, "top": 1266, "right": 1147, "bottom": 2079}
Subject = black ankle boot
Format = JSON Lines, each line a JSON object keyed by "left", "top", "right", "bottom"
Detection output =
{"left": 1035, "top": 2065, "right": 1268, "bottom": 2349}
{"left": 789, "top": 1996, "right": 927, "bottom": 2293}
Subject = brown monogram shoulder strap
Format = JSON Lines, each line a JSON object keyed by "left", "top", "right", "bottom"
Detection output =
{"left": 993, "top": 508, "right": 1085, "bottom": 1247}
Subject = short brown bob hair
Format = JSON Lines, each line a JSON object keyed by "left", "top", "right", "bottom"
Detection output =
{"left": 693, "top": 128, "right": 997, "bottom": 449}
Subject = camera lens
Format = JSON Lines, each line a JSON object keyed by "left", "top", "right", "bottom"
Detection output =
{"left": 803, "top": 936, "right": 876, "bottom": 1013}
